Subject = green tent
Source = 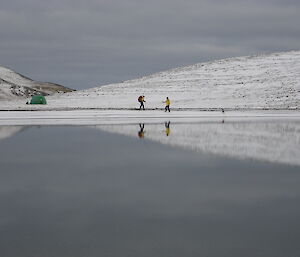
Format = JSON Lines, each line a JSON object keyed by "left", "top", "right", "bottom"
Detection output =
{"left": 30, "top": 95, "right": 47, "bottom": 104}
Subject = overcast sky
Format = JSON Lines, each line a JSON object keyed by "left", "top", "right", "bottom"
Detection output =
{"left": 0, "top": 0, "right": 299, "bottom": 89}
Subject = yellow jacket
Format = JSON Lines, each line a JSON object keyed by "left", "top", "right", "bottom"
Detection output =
{"left": 165, "top": 99, "right": 170, "bottom": 106}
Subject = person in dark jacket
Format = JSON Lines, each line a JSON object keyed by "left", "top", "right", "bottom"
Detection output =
{"left": 138, "top": 95, "right": 146, "bottom": 110}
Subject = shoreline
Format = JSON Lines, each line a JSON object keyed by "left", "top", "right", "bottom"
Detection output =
{"left": 0, "top": 109, "right": 299, "bottom": 126}
{"left": 0, "top": 107, "right": 299, "bottom": 112}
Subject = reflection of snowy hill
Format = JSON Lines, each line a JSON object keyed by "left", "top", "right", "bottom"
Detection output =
{"left": 0, "top": 66, "right": 73, "bottom": 100}
{"left": 0, "top": 51, "right": 299, "bottom": 110}
{"left": 0, "top": 126, "right": 25, "bottom": 141}
{"left": 94, "top": 120, "right": 300, "bottom": 166}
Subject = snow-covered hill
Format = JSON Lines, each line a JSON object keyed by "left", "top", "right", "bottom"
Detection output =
{"left": 0, "top": 66, "right": 74, "bottom": 100}
{"left": 50, "top": 50, "right": 300, "bottom": 110}
{"left": 0, "top": 50, "right": 299, "bottom": 109}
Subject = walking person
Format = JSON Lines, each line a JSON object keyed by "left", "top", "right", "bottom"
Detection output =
{"left": 138, "top": 95, "right": 146, "bottom": 110}
{"left": 164, "top": 97, "right": 170, "bottom": 112}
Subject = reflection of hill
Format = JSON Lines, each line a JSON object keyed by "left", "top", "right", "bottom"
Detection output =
{"left": 0, "top": 126, "right": 26, "bottom": 141}
{"left": 94, "top": 120, "right": 300, "bottom": 166}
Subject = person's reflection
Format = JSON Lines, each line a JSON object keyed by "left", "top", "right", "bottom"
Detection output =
{"left": 165, "top": 121, "right": 171, "bottom": 136}
{"left": 138, "top": 123, "right": 145, "bottom": 139}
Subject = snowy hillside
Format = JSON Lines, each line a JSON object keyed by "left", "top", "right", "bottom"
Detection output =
{"left": 0, "top": 50, "right": 299, "bottom": 109}
{"left": 0, "top": 66, "right": 74, "bottom": 100}
{"left": 46, "top": 50, "right": 300, "bottom": 109}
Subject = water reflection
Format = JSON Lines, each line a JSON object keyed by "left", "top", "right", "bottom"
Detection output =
{"left": 1, "top": 119, "right": 299, "bottom": 166}
{"left": 137, "top": 122, "right": 172, "bottom": 138}
{"left": 0, "top": 125, "right": 26, "bottom": 141}
{"left": 0, "top": 125, "right": 300, "bottom": 257}
{"left": 138, "top": 123, "right": 145, "bottom": 139}
{"left": 165, "top": 121, "right": 171, "bottom": 136}
{"left": 95, "top": 120, "right": 300, "bottom": 166}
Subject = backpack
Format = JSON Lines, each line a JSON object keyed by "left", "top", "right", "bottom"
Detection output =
{"left": 138, "top": 96, "right": 143, "bottom": 102}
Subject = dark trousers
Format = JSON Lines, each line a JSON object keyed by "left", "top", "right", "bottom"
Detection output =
{"left": 139, "top": 102, "right": 145, "bottom": 110}
{"left": 165, "top": 105, "right": 170, "bottom": 112}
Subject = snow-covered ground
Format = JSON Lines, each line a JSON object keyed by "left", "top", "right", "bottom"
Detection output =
{"left": 0, "top": 50, "right": 299, "bottom": 110}
{"left": 0, "top": 110, "right": 299, "bottom": 126}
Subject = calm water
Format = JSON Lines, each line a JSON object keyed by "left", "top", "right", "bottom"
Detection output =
{"left": 0, "top": 125, "right": 300, "bottom": 257}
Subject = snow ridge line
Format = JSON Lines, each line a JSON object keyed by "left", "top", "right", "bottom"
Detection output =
{"left": 0, "top": 107, "right": 299, "bottom": 112}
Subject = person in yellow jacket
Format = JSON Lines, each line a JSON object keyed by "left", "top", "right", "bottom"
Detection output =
{"left": 164, "top": 97, "right": 170, "bottom": 112}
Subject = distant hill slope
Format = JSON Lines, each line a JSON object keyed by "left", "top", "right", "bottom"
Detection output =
{"left": 0, "top": 66, "right": 74, "bottom": 99}
{"left": 70, "top": 50, "right": 298, "bottom": 109}
{"left": 0, "top": 51, "right": 299, "bottom": 109}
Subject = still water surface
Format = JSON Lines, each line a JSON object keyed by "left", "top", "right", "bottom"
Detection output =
{"left": 0, "top": 124, "right": 299, "bottom": 257}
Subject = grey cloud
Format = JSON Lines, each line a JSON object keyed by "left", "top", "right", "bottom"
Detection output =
{"left": 0, "top": 0, "right": 299, "bottom": 89}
